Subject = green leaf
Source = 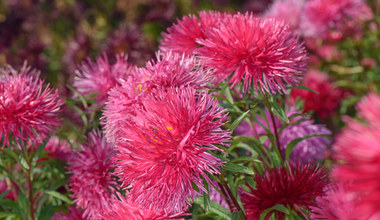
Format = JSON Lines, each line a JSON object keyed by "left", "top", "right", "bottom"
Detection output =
{"left": 224, "top": 87, "right": 234, "bottom": 104}
{"left": 232, "top": 211, "right": 244, "bottom": 220}
{"left": 45, "top": 191, "right": 72, "bottom": 204}
{"left": 259, "top": 204, "right": 289, "bottom": 220}
{"left": 194, "top": 197, "right": 231, "bottom": 220}
{"left": 285, "top": 134, "right": 330, "bottom": 161}
{"left": 224, "top": 163, "right": 254, "bottom": 175}
{"left": 230, "top": 110, "right": 250, "bottom": 131}
{"left": 203, "top": 178, "right": 210, "bottom": 213}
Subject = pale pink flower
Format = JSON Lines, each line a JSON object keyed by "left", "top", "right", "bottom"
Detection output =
{"left": 264, "top": 0, "right": 305, "bottom": 32}
{"left": 67, "top": 130, "right": 117, "bottom": 218}
{"left": 196, "top": 13, "right": 307, "bottom": 94}
{"left": 0, "top": 64, "right": 63, "bottom": 148}
{"left": 74, "top": 53, "right": 134, "bottom": 106}
{"left": 357, "top": 93, "right": 380, "bottom": 128}
{"left": 301, "top": 0, "right": 373, "bottom": 40}
{"left": 160, "top": 11, "right": 226, "bottom": 55}
{"left": 113, "top": 87, "right": 230, "bottom": 214}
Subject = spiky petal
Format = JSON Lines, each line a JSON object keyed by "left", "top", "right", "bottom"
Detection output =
{"left": 241, "top": 163, "right": 328, "bottom": 219}
{"left": 74, "top": 53, "right": 134, "bottom": 106}
{"left": 196, "top": 13, "right": 307, "bottom": 94}
{"left": 0, "top": 64, "right": 63, "bottom": 148}
{"left": 67, "top": 130, "right": 117, "bottom": 218}
{"left": 113, "top": 87, "right": 230, "bottom": 214}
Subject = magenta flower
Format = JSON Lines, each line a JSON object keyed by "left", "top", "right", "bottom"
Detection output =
{"left": 196, "top": 13, "right": 307, "bottom": 94}
{"left": 301, "top": 0, "right": 373, "bottom": 40}
{"left": 357, "top": 93, "right": 380, "bottom": 128}
{"left": 113, "top": 87, "right": 229, "bottom": 214}
{"left": 0, "top": 65, "right": 63, "bottom": 148}
{"left": 101, "top": 196, "right": 185, "bottom": 220}
{"left": 333, "top": 94, "right": 380, "bottom": 219}
{"left": 291, "top": 70, "right": 347, "bottom": 118}
{"left": 160, "top": 11, "right": 225, "bottom": 55}
{"left": 52, "top": 207, "right": 85, "bottom": 220}
{"left": 241, "top": 163, "right": 328, "bottom": 219}
{"left": 74, "top": 53, "right": 134, "bottom": 106}
{"left": 67, "top": 130, "right": 117, "bottom": 218}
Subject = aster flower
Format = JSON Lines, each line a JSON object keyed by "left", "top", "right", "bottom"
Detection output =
{"left": 235, "top": 109, "right": 331, "bottom": 163}
{"left": 196, "top": 13, "right": 307, "bottom": 94}
{"left": 74, "top": 53, "right": 134, "bottom": 106}
{"left": 240, "top": 163, "right": 328, "bottom": 219}
{"left": 264, "top": 0, "right": 305, "bottom": 32}
{"left": 160, "top": 11, "right": 225, "bottom": 55}
{"left": 0, "top": 64, "right": 63, "bottom": 148}
{"left": 113, "top": 87, "right": 230, "bottom": 214}
{"left": 356, "top": 93, "right": 380, "bottom": 127}
{"left": 300, "top": 0, "right": 373, "bottom": 40}
{"left": 51, "top": 207, "right": 85, "bottom": 220}
{"left": 101, "top": 196, "right": 185, "bottom": 220}
{"left": 333, "top": 94, "right": 380, "bottom": 219}
{"left": 67, "top": 130, "right": 117, "bottom": 218}
{"left": 290, "top": 70, "right": 347, "bottom": 118}
{"left": 44, "top": 136, "right": 72, "bottom": 162}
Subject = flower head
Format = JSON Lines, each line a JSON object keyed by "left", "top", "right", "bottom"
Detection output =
{"left": 113, "top": 87, "right": 230, "bottom": 214}
{"left": 333, "top": 94, "right": 380, "bottom": 219}
{"left": 51, "top": 207, "right": 85, "bottom": 220}
{"left": 160, "top": 11, "right": 225, "bottom": 55}
{"left": 67, "top": 130, "right": 117, "bottom": 218}
{"left": 264, "top": 0, "right": 305, "bottom": 32}
{"left": 196, "top": 13, "right": 307, "bottom": 94}
{"left": 241, "top": 163, "right": 328, "bottom": 219}
{"left": 0, "top": 64, "right": 63, "bottom": 148}
{"left": 44, "top": 136, "right": 72, "bottom": 162}
{"left": 291, "top": 70, "right": 347, "bottom": 118}
{"left": 357, "top": 93, "right": 380, "bottom": 127}
{"left": 74, "top": 53, "right": 134, "bottom": 106}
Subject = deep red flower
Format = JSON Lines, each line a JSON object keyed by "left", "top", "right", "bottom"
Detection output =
{"left": 241, "top": 163, "right": 328, "bottom": 219}
{"left": 113, "top": 87, "right": 230, "bottom": 214}
{"left": 74, "top": 53, "right": 134, "bottom": 106}
{"left": 160, "top": 11, "right": 225, "bottom": 55}
{"left": 67, "top": 130, "right": 117, "bottom": 218}
{"left": 0, "top": 64, "right": 63, "bottom": 148}
{"left": 290, "top": 70, "right": 347, "bottom": 118}
{"left": 196, "top": 13, "right": 307, "bottom": 94}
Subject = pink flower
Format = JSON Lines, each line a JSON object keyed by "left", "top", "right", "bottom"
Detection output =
{"left": 196, "top": 13, "right": 307, "bottom": 94}
{"left": 290, "top": 70, "right": 347, "bottom": 118}
{"left": 333, "top": 95, "right": 380, "bottom": 219}
{"left": 264, "top": 0, "right": 305, "bottom": 32}
{"left": 113, "top": 87, "right": 230, "bottom": 214}
{"left": 67, "top": 130, "right": 117, "bottom": 218}
{"left": 45, "top": 136, "right": 72, "bottom": 162}
{"left": 160, "top": 11, "right": 225, "bottom": 55}
{"left": 52, "top": 207, "right": 85, "bottom": 220}
{"left": 101, "top": 196, "right": 185, "bottom": 220}
{"left": 0, "top": 64, "right": 63, "bottom": 148}
{"left": 241, "top": 163, "right": 328, "bottom": 219}
{"left": 74, "top": 53, "right": 134, "bottom": 106}
{"left": 301, "top": 0, "right": 373, "bottom": 40}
